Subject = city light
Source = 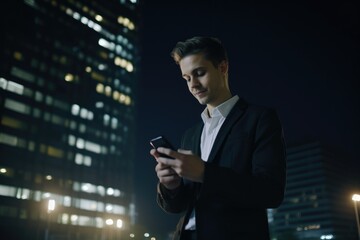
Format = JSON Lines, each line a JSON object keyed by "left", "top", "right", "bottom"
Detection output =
{"left": 353, "top": 194, "right": 360, "bottom": 202}
{"left": 353, "top": 194, "right": 360, "bottom": 240}
{"left": 48, "top": 199, "right": 55, "bottom": 213}
{"left": 320, "top": 235, "right": 334, "bottom": 239}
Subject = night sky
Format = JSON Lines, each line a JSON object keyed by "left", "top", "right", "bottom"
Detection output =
{"left": 134, "top": 1, "right": 359, "bottom": 237}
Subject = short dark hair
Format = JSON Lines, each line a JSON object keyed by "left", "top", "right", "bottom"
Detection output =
{"left": 170, "top": 36, "right": 228, "bottom": 67}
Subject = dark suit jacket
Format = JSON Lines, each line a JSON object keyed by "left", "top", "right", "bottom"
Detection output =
{"left": 157, "top": 98, "right": 286, "bottom": 240}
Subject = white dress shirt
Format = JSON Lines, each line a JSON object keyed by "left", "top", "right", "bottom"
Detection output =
{"left": 184, "top": 95, "right": 239, "bottom": 230}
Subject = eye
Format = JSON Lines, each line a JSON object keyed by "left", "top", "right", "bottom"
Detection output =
{"left": 195, "top": 69, "right": 205, "bottom": 77}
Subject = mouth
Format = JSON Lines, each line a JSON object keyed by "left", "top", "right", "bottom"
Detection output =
{"left": 194, "top": 89, "right": 207, "bottom": 97}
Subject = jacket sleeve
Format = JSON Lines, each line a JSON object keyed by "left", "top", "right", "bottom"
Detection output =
{"left": 156, "top": 124, "right": 202, "bottom": 214}
{"left": 199, "top": 109, "right": 286, "bottom": 208}
{"left": 156, "top": 180, "right": 190, "bottom": 214}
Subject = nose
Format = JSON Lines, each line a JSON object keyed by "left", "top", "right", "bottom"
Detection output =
{"left": 189, "top": 77, "right": 200, "bottom": 88}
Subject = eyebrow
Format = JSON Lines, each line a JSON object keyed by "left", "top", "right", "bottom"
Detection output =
{"left": 182, "top": 66, "right": 205, "bottom": 78}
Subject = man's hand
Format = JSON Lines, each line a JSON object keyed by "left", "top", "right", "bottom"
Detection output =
{"left": 150, "top": 147, "right": 205, "bottom": 184}
{"left": 151, "top": 148, "right": 182, "bottom": 190}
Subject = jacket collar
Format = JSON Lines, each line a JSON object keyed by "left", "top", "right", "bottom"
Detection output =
{"left": 205, "top": 97, "right": 248, "bottom": 163}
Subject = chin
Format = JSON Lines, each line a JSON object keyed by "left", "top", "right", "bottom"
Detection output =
{"left": 197, "top": 99, "right": 207, "bottom": 105}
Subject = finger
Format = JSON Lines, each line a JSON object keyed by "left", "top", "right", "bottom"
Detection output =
{"left": 157, "top": 147, "right": 184, "bottom": 159}
{"left": 178, "top": 149, "right": 192, "bottom": 155}
{"left": 150, "top": 149, "right": 161, "bottom": 160}
{"left": 156, "top": 167, "right": 177, "bottom": 178}
{"left": 155, "top": 162, "right": 172, "bottom": 172}
{"left": 157, "top": 156, "right": 178, "bottom": 168}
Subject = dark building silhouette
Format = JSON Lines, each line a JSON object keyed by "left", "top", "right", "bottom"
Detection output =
{"left": 0, "top": 0, "right": 141, "bottom": 239}
{"left": 269, "top": 141, "right": 358, "bottom": 240}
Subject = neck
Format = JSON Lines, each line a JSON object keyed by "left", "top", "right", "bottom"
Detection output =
{"left": 207, "top": 93, "right": 233, "bottom": 115}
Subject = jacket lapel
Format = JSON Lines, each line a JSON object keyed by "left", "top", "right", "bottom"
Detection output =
{"left": 192, "top": 123, "right": 203, "bottom": 156}
{"left": 207, "top": 98, "right": 248, "bottom": 163}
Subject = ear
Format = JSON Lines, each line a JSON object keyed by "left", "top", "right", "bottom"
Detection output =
{"left": 219, "top": 61, "right": 228, "bottom": 75}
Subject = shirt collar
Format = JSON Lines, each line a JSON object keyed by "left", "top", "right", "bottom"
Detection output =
{"left": 201, "top": 95, "right": 239, "bottom": 122}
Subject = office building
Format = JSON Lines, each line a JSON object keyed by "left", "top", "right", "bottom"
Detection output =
{"left": 270, "top": 142, "right": 357, "bottom": 240}
{"left": 0, "top": 0, "right": 140, "bottom": 239}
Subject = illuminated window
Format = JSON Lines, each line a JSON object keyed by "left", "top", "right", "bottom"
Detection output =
{"left": 96, "top": 83, "right": 104, "bottom": 93}
{"left": 0, "top": 133, "right": 18, "bottom": 146}
{"left": 78, "top": 215, "right": 92, "bottom": 226}
{"left": 13, "top": 51, "right": 23, "bottom": 60}
{"left": 35, "top": 91, "right": 43, "bottom": 102}
{"left": 114, "top": 189, "right": 121, "bottom": 197}
{"left": 63, "top": 196, "right": 71, "bottom": 207}
{"left": 51, "top": 114, "right": 63, "bottom": 125}
{"left": 103, "top": 114, "right": 110, "bottom": 126}
{"left": 116, "top": 219, "right": 123, "bottom": 228}
{"left": 87, "top": 111, "right": 94, "bottom": 120}
{"left": 28, "top": 141, "right": 35, "bottom": 151}
{"left": 10, "top": 66, "right": 35, "bottom": 82}
{"left": 32, "top": 108, "right": 41, "bottom": 118}
{"left": 95, "top": 217, "right": 104, "bottom": 228}
{"left": 65, "top": 73, "right": 74, "bottom": 82}
{"left": 97, "top": 202, "right": 104, "bottom": 212}
{"left": 97, "top": 186, "right": 105, "bottom": 196}
{"left": 40, "top": 144, "right": 47, "bottom": 153}
{"left": 105, "top": 218, "right": 113, "bottom": 226}
{"left": 95, "top": 14, "right": 103, "bottom": 22}
{"left": 69, "top": 121, "right": 77, "bottom": 130}
{"left": 45, "top": 95, "right": 53, "bottom": 105}
{"left": 91, "top": 71, "right": 106, "bottom": 82}
{"left": 81, "top": 183, "right": 96, "bottom": 194}
{"left": 0, "top": 78, "right": 7, "bottom": 89}
{"left": 83, "top": 156, "right": 91, "bottom": 166}
{"left": 1, "top": 116, "right": 26, "bottom": 129}
{"left": 71, "top": 104, "right": 80, "bottom": 115}
{"left": 111, "top": 118, "right": 118, "bottom": 129}
{"left": 76, "top": 138, "right": 85, "bottom": 149}
{"left": 61, "top": 213, "right": 69, "bottom": 224}
{"left": 113, "top": 205, "right": 125, "bottom": 214}
{"left": 79, "top": 198, "right": 97, "bottom": 211}
{"left": 105, "top": 86, "right": 112, "bottom": 96}
{"left": 107, "top": 188, "right": 114, "bottom": 196}
{"left": 43, "top": 112, "right": 51, "bottom": 121}
{"left": 53, "top": 99, "right": 69, "bottom": 111}
{"left": 34, "top": 190, "right": 41, "bottom": 201}
{"left": 68, "top": 135, "right": 76, "bottom": 146}
{"left": 4, "top": 99, "right": 31, "bottom": 115}
{"left": 47, "top": 146, "right": 64, "bottom": 158}
{"left": 0, "top": 185, "right": 17, "bottom": 197}
{"left": 16, "top": 188, "right": 30, "bottom": 200}
{"left": 85, "top": 141, "right": 101, "bottom": 153}
{"left": 70, "top": 215, "right": 78, "bottom": 225}
{"left": 7, "top": 80, "right": 24, "bottom": 95}
{"left": 79, "top": 124, "right": 86, "bottom": 133}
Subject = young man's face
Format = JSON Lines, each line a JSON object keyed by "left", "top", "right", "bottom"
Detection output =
{"left": 179, "top": 53, "right": 230, "bottom": 110}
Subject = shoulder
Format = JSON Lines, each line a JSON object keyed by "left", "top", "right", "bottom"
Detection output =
{"left": 234, "top": 97, "right": 278, "bottom": 117}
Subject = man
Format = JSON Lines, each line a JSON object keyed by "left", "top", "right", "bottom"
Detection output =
{"left": 150, "top": 36, "right": 286, "bottom": 240}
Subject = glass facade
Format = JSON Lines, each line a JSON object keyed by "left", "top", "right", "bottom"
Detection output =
{"left": 0, "top": 0, "right": 140, "bottom": 239}
{"left": 269, "top": 142, "right": 357, "bottom": 240}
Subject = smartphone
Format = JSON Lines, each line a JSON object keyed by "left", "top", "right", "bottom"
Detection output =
{"left": 150, "top": 135, "right": 175, "bottom": 159}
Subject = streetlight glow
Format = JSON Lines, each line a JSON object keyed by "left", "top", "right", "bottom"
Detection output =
{"left": 352, "top": 193, "right": 360, "bottom": 240}
{"left": 353, "top": 194, "right": 360, "bottom": 202}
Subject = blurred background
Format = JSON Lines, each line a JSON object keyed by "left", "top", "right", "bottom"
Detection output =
{"left": 0, "top": 0, "right": 359, "bottom": 239}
